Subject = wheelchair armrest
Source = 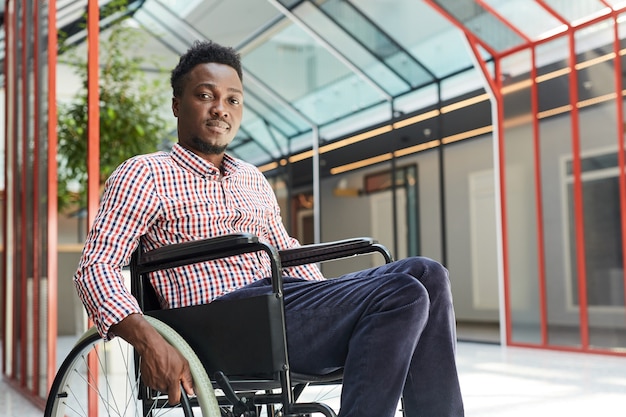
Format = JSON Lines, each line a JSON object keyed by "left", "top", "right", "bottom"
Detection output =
{"left": 136, "top": 233, "right": 265, "bottom": 274}
{"left": 279, "top": 237, "right": 393, "bottom": 267}
{"left": 132, "top": 233, "right": 285, "bottom": 307}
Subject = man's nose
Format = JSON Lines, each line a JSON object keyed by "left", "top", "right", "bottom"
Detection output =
{"left": 210, "top": 100, "right": 228, "bottom": 118}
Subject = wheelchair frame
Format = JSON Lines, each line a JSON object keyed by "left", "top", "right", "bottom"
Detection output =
{"left": 45, "top": 233, "right": 393, "bottom": 417}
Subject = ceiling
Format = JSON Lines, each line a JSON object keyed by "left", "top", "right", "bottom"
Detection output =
{"left": 125, "top": 0, "right": 479, "bottom": 166}
{"left": 12, "top": 0, "right": 626, "bottom": 168}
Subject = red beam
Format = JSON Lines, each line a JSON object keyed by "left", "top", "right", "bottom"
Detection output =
{"left": 566, "top": 27, "right": 590, "bottom": 349}
{"left": 87, "top": 0, "right": 100, "bottom": 229}
{"left": 607, "top": 7, "right": 626, "bottom": 332}
{"left": 8, "top": 0, "right": 18, "bottom": 380}
{"left": 32, "top": 0, "right": 41, "bottom": 395}
{"left": 20, "top": 0, "right": 29, "bottom": 388}
{"left": 46, "top": 0, "right": 59, "bottom": 391}
{"left": 530, "top": 45, "right": 549, "bottom": 346}
{"left": 86, "top": 3, "right": 100, "bottom": 415}
{"left": 1, "top": 0, "right": 11, "bottom": 377}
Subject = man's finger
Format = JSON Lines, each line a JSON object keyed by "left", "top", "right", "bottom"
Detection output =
{"left": 167, "top": 381, "right": 182, "bottom": 405}
{"left": 182, "top": 371, "right": 195, "bottom": 396}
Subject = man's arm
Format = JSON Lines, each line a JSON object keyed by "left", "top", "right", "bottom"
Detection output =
{"left": 110, "top": 313, "right": 194, "bottom": 404}
{"left": 75, "top": 158, "right": 193, "bottom": 404}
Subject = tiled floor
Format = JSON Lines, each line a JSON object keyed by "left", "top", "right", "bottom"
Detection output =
{"left": 3, "top": 341, "right": 626, "bottom": 416}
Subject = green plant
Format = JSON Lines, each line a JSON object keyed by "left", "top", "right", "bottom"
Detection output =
{"left": 57, "top": 1, "right": 173, "bottom": 213}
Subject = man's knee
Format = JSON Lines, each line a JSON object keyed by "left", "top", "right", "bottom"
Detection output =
{"left": 375, "top": 273, "right": 430, "bottom": 315}
{"left": 400, "top": 257, "right": 453, "bottom": 305}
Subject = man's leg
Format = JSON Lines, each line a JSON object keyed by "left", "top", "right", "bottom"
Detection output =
{"left": 346, "top": 258, "right": 465, "bottom": 416}
{"left": 282, "top": 271, "right": 429, "bottom": 417}
{"left": 218, "top": 257, "right": 463, "bottom": 417}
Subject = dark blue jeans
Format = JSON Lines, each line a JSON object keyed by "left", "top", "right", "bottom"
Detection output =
{"left": 218, "top": 257, "right": 464, "bottom": 417}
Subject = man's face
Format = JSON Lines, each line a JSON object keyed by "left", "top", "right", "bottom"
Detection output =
{"left": 172, "top": 62, "right": 243, "bottom": 159}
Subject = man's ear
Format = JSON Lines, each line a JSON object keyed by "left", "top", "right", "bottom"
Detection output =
{"left": 172, "top": 97, "right": 179, "bottom": 117}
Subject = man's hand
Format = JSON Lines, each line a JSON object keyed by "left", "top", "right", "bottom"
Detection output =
{"left": 110, "top": 313, "right": 194, "bottom": 404}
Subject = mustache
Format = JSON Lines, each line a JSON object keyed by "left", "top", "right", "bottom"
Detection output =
{"left": 206, "top": 118, "right": 231, "bottom": 129}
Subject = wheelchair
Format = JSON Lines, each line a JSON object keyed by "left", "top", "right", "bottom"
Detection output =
{"left": 44, "top": 233, "right": 395, "bottom": 417}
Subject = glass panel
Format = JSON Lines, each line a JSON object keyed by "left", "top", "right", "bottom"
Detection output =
{"left": 403, "top": 165, "right": 420, "bottom": 257}
{"left": 240, "top": 78, "right": 313, "bottom": 160}
{"left": 394, "top": 84, "right": 440, "bottom": 116}
{"left": 576, "top": 21, "right": 626, "bottom": 350}
{"left": 357, "top": 0, "right": 475, "bottom": 79}
{"left": 606, "top": 0, "right": 626, "bottom": 8}
{"left": 243, "top": 83, "right": 312, "bottom": 137}
{"left": 243, "top": 22, "right": 388, "bottom": 126}
{"left": 231, "top": 140, "right": 277, "bottom": 166}
{"left": 239, "top": 110, "right": 286, "bottom": 160}
{"left": 231, "top": 130, "right": 277, "bottom": 164}
{"left": 293, "top": 1, "right": 410, "bottom": 96}
{"left": 432, "top": 0, "right": 525, "bottom": 52}
{"left": 441, "top": 66, "right": 485, "bottom": 101}
{"left": 482, "top": 0, "right": 565, "bottom": 40}
{"left": 537, "top": 37, "right": 580, "bottom": 349}
{"left": 131, "top": 3, "right": 199, "bottom": 57}
{"left": 316, "top": 0, "right": 429, "bottom": 89}
{"left": 243, "top": 93, "right": 306, "bottom": 138}
{"left": 542, "top": 0, "right": 608, "bottom": 24}
{"left": 501, "top": 49, "right": 542, "bottom": 345}
{"left": 444, "top": 136, "right": 499, "bottom": 327}
{"left": 289, "top": 130, "right": 316, "bottom": 158}
{"left": 319, "top": 102, "right": 391, "bottom": 143}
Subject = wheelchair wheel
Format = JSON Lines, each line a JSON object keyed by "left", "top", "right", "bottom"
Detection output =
{"left": 45, "top": 317, "right": 221, "bottom": 417}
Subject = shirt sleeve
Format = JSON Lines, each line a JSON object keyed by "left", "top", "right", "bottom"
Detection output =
{"left": 73, "top": 158, "right": 161, "bottom": 339}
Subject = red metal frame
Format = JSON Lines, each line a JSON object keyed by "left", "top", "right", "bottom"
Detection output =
{"left": 19, "top": 0, "right": 29, "bottom": 387}
{"left": 598, "top": 0, "right": 626, "bottom": 352}
{"left": 529, "top": 45, "right": 549, "bottom": 347}
{"left": 425, "top": 0, "right": 626, "bottom": 355}
{"left": 1, "top": 0, "right": 11, "bottom": 377}
{"left": 32, "top": 0, "right": 41, "bottom": 394}
{"left": 87, "top": 1, "right": 100, "bottom": 415}
{"left": 2, "top": 0, "right": 61, "bottom": 405}
{"left": 9, "top": 0, "right": 17, "bottom": 382}
{"left": 87, "top": 0, "right": 100, "bottom": 228}
{"left": 608, "top": 6, "right": 626, "bottom": 328}
{"left": 567, "top": 29, "right": 591, "bottom": 350}
{"left": 47, "top": 0, "right": 59, "bottom": 392}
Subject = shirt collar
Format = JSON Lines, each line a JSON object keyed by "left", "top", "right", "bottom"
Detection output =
{"left": 171, "top": 143, "right": 240, "bottom": 178}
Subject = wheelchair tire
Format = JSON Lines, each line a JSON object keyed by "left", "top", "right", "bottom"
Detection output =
{"left": 44, "top": 317, "right": 220, "bottom": 417}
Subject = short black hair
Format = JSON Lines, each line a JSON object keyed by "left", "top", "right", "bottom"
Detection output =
{"left": 170, "top": 40, "right": 242, "bottom": 97}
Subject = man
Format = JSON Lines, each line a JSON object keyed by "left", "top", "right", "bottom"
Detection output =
{"left": 74, "top": 40, "right": 464, "bottom": 417}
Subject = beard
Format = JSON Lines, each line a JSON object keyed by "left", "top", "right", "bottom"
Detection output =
{"left": 191, "top": 137, "right": 228, "bottom": 155}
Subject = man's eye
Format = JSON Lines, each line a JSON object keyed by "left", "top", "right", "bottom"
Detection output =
{"left": 230, "top": 98, "right": 240, "bottom": 105}
{"left": 200, "top": 93, "right": 212, "bottom": 99}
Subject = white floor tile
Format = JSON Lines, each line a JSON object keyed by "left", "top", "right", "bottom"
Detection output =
{"left": 3, "top": 341, "right": 626, "bottom": 416}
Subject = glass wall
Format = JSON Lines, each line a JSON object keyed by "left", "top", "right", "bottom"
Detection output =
{"left": 576, "top": 19, "right": 625, "bottom": 350}
{"left": 536, "top": 36, "right": 579, "bottom": 348}
{"left": 495, "top": 16, "right": 626, "bottom": 352}
{"left": 500, "top": 49, "right": 543, "bottom": 345}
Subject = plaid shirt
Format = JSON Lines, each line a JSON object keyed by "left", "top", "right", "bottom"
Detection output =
{"left": 74, "top": 144, "right": 324, "bottom": 338}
